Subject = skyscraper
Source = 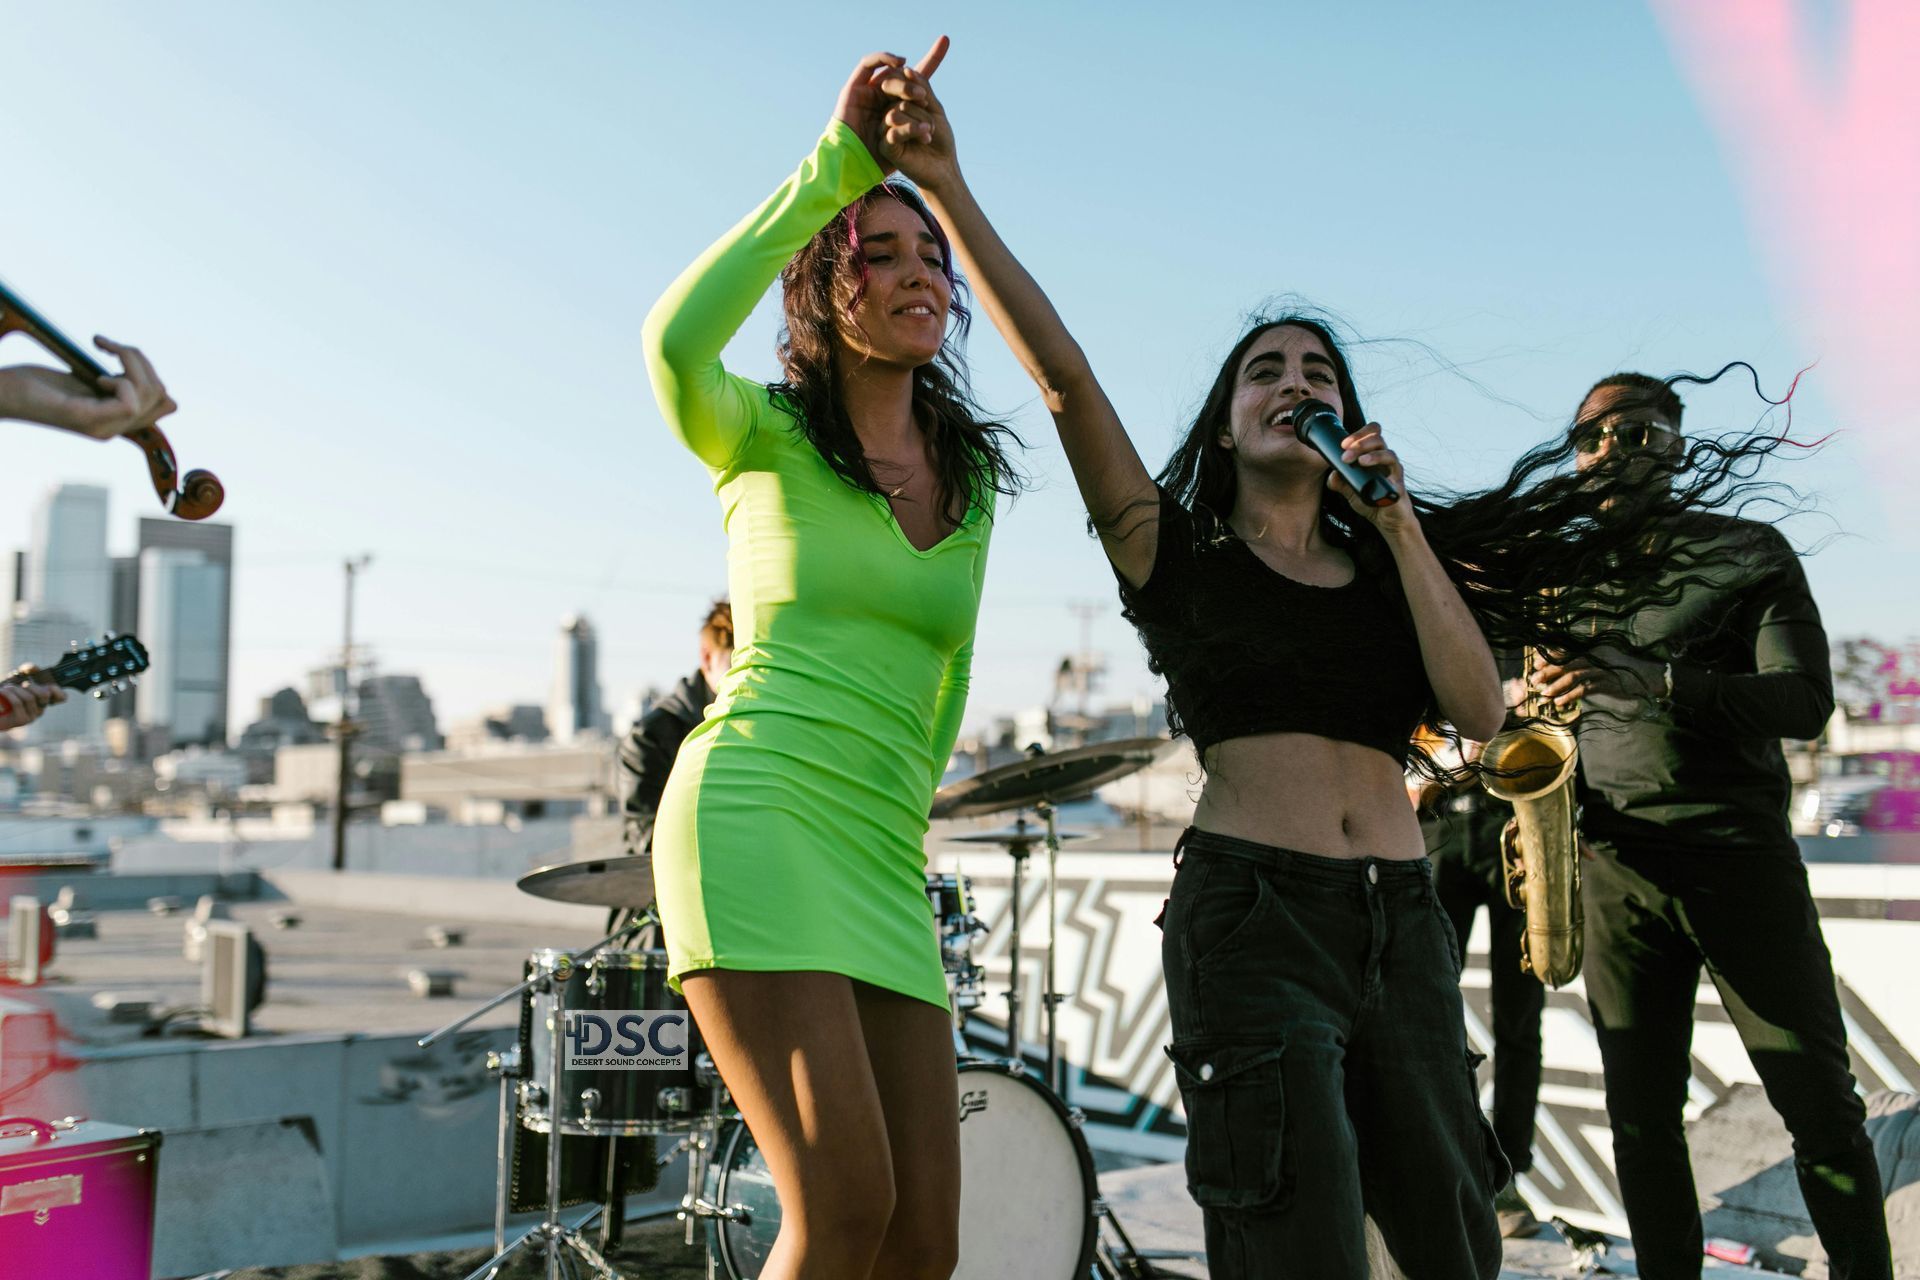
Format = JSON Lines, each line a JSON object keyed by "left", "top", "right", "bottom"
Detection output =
{"left": 136, "top": 546, "right": 229, "bottom": 747}
{"left": 548, "top": 613, "right": 608, "bottom": 743}
{"left": 17, "top": 485, "right": 111, "bottom": 742}
{"left": 29, "top": 484, "right": 110, "bottom": 632}
{"left": 134, "top": 518, "right": 233, "bottom": 745}
{"left": 106, "top": 555, "right": 141, "bottom": 721}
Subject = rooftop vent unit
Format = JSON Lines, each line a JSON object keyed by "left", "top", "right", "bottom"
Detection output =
{"left": 201, "top": 921, "right": 267, "bottom": 1039}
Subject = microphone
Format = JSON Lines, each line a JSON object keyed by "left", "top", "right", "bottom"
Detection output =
{"left": 1289, "top": 397, "right": 1401, "bottom": 508}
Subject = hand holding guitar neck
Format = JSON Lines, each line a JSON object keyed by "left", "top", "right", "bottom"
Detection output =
{"left": 0, "top": 633, "right": 151, "bottom": 730}
{"left": 0, "top": 276, "right": 224, "bottom": 520}
{"left": 0, "top": 669, "right": 63, "bottom": 731}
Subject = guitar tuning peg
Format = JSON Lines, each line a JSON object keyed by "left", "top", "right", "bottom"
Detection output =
{"left": 129, "top": 675, "right": 139, "bottom": 686}
{"left": 90, "top": 688, "right": 105, "bottom": 699}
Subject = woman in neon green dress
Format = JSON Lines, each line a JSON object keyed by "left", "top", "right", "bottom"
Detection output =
{"left": 641, "top": 40, "right": 1015, "bottom": 1280}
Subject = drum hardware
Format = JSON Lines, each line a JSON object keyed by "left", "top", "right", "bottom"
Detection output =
{"left": 1040, "top": 799, "right": 1068, "bottom": 1096}
{"left": 1090, "top": 1195, "right": 1202, "bottom": 1279}
{"left": 954, "top": 797, "right": 1072, "bottom": 1093}
{"left": 922, "top": 740, "right": 1184, "bottom": 1278}
{"left": 418, "top": 919, "right": 645, "bottom": 1280}
{"left": 931, "top": 739, "right": 1176, "bottom": 1098}
{"left": 927, "top": 870, "right": 991, "bottom": 1053}
{"left": 485, "top": 1045, "right": 523, "bottom": 1262}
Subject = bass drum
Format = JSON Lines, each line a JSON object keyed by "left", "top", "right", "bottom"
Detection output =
{"left": 704, "top": 1060, "right": 1097, "bottom": 1279}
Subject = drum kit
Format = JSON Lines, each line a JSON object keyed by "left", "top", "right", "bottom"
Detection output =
{"left": 419, "top": 737, "right": 1181, "bottom": 1280}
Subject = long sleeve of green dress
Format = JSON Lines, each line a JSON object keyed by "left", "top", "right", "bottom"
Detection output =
{"left": 642, "top": 120, "right": 884, "bottom": 471}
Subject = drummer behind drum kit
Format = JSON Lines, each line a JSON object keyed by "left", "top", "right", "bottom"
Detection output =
{"left": 419, "top": 738, "right": 1186, "bottom": 1280}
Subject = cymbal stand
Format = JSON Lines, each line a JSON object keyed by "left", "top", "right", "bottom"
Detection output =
{"left": 1000, "top": 826, "right": 1038, "bottom": 1063}
{"left": 1039, "top": 800, "right": 1066, "bottom": 1096}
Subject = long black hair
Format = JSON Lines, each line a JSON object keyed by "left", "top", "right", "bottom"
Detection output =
{"left": 1138, "top": 309, "right": 1815, "bottom": 780}
{"left": 772, "top": 180, "right": 1022, "bottom": 525}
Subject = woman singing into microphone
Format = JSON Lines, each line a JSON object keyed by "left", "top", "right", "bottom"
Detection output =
{"left": 870, "top": 53, "right": 1808, "bottom": 1280}
{"left": 641, "top": 40, "right": 1016, "bottom": 1280}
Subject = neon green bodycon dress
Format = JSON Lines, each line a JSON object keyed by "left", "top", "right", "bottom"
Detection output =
{"left": 641, "top": 121, "right": 992, "bottom": 1011}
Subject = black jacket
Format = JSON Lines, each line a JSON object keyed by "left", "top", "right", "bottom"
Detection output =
{"left": 618, "top": 670, "right": 713, "bottom": 853}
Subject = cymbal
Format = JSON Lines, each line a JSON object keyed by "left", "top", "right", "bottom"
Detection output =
{"left": 517, "top": 856, "right": 655, "bottom": 909}
{"left": 947, "top": 822, "right": 1094, "bottom": 846}
{"left": 930, "top": 737, "right": 1176, "bottom": 820}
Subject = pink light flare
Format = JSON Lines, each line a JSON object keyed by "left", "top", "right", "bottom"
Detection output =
{"left": 1648, "top": 0, "right": 1920, "bottom": 520}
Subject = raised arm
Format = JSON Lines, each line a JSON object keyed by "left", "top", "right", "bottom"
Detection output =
{"left": 641, "top": 55, "right": 896, "bottom": 469}
{"left": 875, "top": 53, "right": 1161, "bottom": 587}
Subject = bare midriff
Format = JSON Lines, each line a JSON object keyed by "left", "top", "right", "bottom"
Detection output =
{"left": 1193, "top": 732, "right": 1425, "bottom": 861}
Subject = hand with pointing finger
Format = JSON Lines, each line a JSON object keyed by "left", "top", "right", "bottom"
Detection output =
{"left": 875, "top": 36, "right": 959, "bottom": 192}
{"left": 834, "top": 39, "right": 947, "bottom": 171}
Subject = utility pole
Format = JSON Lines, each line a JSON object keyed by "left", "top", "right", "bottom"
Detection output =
{"left": 1066, "top": 600, "right": 1104, "bottom": 721}
{"left": 331, "top": 555, "right": 372, "bottom": 872}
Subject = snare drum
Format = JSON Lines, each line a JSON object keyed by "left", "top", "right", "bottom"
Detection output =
{"left": 518, "top": 947, "right": 723, "bottom": 1137}
{"left": 703, "top": 1060, "right": 1097, "bottom": 1279}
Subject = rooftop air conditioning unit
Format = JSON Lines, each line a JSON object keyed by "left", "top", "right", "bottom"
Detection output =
{"left": 201, "top": 921, "right": 267, "bottom": 1039}
{"left": 6, "top": 896, "right": 46, "bottom": 985}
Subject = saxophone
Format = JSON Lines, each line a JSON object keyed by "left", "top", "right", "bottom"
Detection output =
{"left": 1477, "top": 644, "right": 1583, "bottom": 988}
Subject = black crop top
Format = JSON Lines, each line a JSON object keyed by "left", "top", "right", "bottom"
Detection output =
{"left": 1116, "top": 486, "right": 1434, "bottom": 765}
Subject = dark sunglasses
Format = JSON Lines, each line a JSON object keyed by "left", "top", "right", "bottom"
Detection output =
{"left": 1574, "top": 419, "right": 1682, "bottom": 455}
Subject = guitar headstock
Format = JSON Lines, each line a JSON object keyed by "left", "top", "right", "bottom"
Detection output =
{"left": 39, "top": 633, "right": 151, "bottom": 699}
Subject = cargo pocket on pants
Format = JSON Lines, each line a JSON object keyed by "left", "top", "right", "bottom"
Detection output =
{"left": 1167, "top": 1039, "right": 1290, "bottom": 1213}
{"left": 1465, "top": 1049, "right": 1512, "bottom": 1194}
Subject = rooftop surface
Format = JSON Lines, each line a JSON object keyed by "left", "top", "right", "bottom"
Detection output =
{"left": 26, "top": 897, "right": 592, "bottom": 1048}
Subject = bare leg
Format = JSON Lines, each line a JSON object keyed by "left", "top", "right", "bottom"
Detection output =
{"left": 854, "top": 981, "right": 962, "bottom": 1280}
{"left": 681, "top": 969, "right": 895, "bottom": 1280}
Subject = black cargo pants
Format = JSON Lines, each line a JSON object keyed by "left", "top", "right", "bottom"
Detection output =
{"left": 1160, "top": 828, "right": 1507, "bottom": 1279}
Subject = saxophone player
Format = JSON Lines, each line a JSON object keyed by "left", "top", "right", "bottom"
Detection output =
{"left": 1531, "top": 374, "right": 1891, "bottom": 1280}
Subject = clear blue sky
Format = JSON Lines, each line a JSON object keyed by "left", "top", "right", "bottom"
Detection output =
{"left": 3, "top": 2, "right": 1902, "bottom": 736}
